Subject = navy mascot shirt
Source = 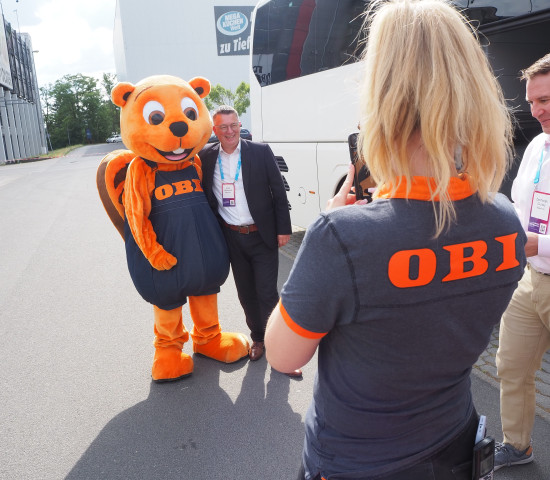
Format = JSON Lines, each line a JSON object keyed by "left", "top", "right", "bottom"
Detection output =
{"left": 124, "top": 160, "right": 229, "bottom": 310}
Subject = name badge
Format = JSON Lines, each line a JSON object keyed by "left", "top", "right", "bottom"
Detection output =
{"left": 528, "top": 190, "right": 550, "bottom": 234}
{"left": 222, "top": 182, "right": 236, "bottom": 207}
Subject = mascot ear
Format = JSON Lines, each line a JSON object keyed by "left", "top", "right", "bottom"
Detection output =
{"left": 112, "top": 82, "right": 136, "bottom": 107}
{"left": 189, "top": 77, "right": 211, "bottom": 99}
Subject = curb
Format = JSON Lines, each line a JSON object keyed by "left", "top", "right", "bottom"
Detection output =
{"left": 1, "top": 156, "right": 54, "bottom": 166}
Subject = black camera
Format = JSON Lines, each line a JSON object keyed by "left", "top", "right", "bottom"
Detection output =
{"left": 472, "top": 436, "right": 495, "bottom": 480}
{"left": 347, "top": 133, "right": 374, "bottom": 202}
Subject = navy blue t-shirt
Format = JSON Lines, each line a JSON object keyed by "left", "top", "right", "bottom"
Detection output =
{"left": 280, "top": 178, "right": 526, "bottom": 479}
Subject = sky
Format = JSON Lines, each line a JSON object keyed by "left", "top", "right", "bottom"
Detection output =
{"left": 2, "top": 0, "right": 116, "bottom": 89}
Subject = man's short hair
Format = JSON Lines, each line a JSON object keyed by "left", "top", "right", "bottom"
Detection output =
{"left": 521, "top": 53, "right": 550, "bottom": 81}
{"left": 212, "top": 105, "right": 238, "bottom": 120}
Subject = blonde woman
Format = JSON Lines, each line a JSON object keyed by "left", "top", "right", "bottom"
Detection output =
{"left": 265, "top": 1, "right": 527, "bottom": 479}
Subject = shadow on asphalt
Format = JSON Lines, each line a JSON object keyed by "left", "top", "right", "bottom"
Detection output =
{"left": 65, "top": 356, "right": 304, "bottom": 480}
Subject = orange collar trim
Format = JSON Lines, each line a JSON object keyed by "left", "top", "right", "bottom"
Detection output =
{"left": 376, "top": 175, "right": 475, "bottom": 201}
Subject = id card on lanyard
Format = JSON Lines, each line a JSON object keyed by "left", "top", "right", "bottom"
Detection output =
{"left": 218, "top": 153, "right": 241, "bottom": 207}
{"left": 529, "top": 142, "right": 550, "bottom": 234}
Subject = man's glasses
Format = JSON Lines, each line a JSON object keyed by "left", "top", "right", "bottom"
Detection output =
{"left": 215, "top": 122, "right": 240, "bottom": 132}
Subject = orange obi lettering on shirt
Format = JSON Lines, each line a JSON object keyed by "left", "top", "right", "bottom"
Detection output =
{"left": 495, "top": 233, "right": 520, "bottom": 271}
{"left": 388, "top": 249, "right": 437, "bottom": 288}
{"left": 388, "top": 233, "right": 519, "bottom": 288}
{"left": 154, "top": 179, "right": 203, "bottom": 200}
{"left": 442, "top": 240, "right": 488, "bottom": 282}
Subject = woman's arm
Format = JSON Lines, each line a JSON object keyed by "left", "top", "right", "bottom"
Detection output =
{"left": 265, "top": 304, "right": 322, "bottom": 373}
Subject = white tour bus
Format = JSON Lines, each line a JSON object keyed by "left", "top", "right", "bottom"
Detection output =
{"left": 250, "top": 0, "right": 550, "bottom": 229}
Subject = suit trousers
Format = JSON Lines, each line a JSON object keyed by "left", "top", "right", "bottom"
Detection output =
{"left": 496, "top": 265, "right": 550, "bottom": 450}
{"left": 222, "top": 226, "right": 279, "bottom": 342}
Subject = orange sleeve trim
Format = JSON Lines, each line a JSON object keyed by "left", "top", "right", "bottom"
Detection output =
{"left": 279, "top": 301, "right": 327, "bottom": 339}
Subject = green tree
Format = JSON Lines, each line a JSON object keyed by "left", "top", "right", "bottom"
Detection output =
{"left": 100, "top": 73, "right": 120, "bottom": 137}
{"left": 41, "top": 73, "right": 119, "bottom": 149}
{"left": 204, "top": 81, "right": 250, "bottom": 116}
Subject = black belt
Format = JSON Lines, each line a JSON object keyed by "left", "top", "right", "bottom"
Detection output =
{"left": 530, "top": 264, "right": 550, "bottom": 276}
{"left": 223, "top": 221, "right": 258, "bottom": 234}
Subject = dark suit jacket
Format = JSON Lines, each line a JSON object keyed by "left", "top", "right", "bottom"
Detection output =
{"left": 200, "top": 139, "right": 292, "bottom": 249}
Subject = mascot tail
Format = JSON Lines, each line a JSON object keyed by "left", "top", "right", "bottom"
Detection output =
{"left": 96, "top": 149, "right": 135, "bottom": 238}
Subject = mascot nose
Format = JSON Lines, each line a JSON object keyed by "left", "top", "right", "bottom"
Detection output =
{"left": 169, "top": 121, "right": 189, "bottom": 137}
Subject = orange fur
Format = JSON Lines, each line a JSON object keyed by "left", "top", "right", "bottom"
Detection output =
{"left": 97, "top": 150, "right": 135, "bottom": 237}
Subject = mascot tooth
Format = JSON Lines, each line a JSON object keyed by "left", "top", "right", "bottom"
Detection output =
{"left": 97, "top": 75, "right": 250, "bottom": 382}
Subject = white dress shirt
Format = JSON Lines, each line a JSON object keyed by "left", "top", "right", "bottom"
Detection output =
{"left": 511, "top": 132, "right": 550, "bottom": 273}
{"left": 212, "top": 140, "right": 255, "bottom": 226}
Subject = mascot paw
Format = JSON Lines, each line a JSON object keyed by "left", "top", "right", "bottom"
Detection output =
{"left": 150, "top": 250, "right": 178, "bottom": 271}
{"left": 193, "top": 332, "right": 250, "bottom": 363}
{"left": 152, "top": 346, "right": 193, "bottom": 382}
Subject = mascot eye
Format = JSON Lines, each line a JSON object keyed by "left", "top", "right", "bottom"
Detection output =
{"left": 143, "top": 101, "right": 165, "bottom": 125}
{"left": 181, "top": 97, "right": 199, "bottom": 121}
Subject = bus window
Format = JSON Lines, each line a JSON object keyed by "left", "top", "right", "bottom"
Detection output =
{"left": 533, "top": 0, "right": 550, "bottom": 13}
{"left": 459, "top": 1, "right": 531, "bottom": 20}
{"left": 252, "top": 0, "right": 367, "bottom": 87}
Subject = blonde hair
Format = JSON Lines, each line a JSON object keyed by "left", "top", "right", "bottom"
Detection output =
{"left": 358, "top": 0, "right": 513, "bottom": 236}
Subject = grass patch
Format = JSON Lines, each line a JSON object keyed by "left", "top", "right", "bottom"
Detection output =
{"left": 40, "top": 144, "right": 84, "bottom": 158}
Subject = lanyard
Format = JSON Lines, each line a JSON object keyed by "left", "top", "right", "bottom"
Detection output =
{"left": 534, "top": 142, "right": 550, "bottom": 186}
{"left": 218, "top": 152, "right": 241, "bottom": 183}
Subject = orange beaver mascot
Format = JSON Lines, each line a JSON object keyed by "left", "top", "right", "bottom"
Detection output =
{"left": 97, "top": 75, "right": 250, "bottom": 382}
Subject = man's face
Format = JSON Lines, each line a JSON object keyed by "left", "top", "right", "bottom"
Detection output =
{"left": 213, "top": 113, "right": 241, "bottom": 152}
{"left": 526, "top": 72, "right": 550, "bottom": 134}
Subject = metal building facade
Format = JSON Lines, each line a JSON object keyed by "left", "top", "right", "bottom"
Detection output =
{"left": 0, "top": 18, "right": 47, "bottom": 165}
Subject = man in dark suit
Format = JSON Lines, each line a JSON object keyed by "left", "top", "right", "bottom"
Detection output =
{"left": 201, "top": 105, "right": 301, "bottom": 377}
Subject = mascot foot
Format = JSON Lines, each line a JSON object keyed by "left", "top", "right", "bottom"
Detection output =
{"left": 152, "top": 346, "right": 194, "bottom": 382}
{"left": 193, "top": 332, "right": 250, "bottom": 364}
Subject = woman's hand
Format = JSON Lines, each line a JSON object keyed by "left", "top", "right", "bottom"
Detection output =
{"left": 325, "top": 164, "right": 368, "bottom": 211}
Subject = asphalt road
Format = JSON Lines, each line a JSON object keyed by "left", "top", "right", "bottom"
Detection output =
{"left": 0, "top": 144, "right": 548, "bottom": 479}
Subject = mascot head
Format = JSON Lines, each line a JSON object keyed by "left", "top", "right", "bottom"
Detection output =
{"left": 112, "top": 75, "right": 212, "bottom": 164}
